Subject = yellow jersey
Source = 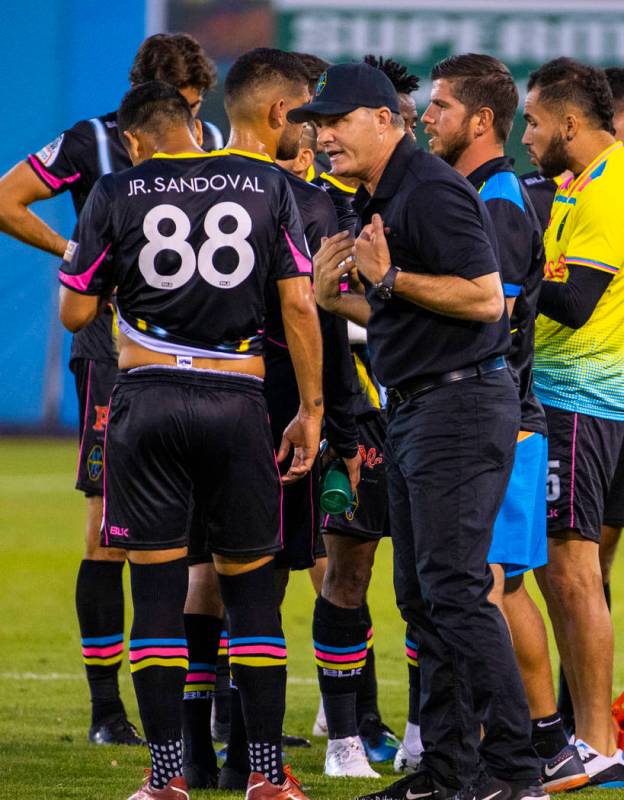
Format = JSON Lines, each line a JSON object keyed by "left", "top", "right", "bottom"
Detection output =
{"left": 534, "top": 141, "right": 624, "bottom": 420}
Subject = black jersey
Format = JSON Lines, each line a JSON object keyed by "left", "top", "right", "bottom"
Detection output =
{"left": 468, "top": 158, "right": 546, "bottom": 435}
{"left": 519, "top": 171, "right": 557, "bottom": 234}
{"left": 59, "top": 151, "right": 310, "bottom": 358}
{"left": 28, "top": 112, "right": 223, "bottom": 362}
{"left": 312, "top": 171, "right": 359, "bottom": 233}
{"left": 264, "top": 169, "right": 359, "bottom": 458}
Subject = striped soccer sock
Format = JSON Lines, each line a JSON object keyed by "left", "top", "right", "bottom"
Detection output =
{"left": 356, "top": 603, "right": 380, "bottom": 723}
{"left": 128, "top": 559, "right": 189, "bottom": 786}
{"left": 406, "top": 628, "right": 421, "bottom": 726}
{"left": 75, "top": 559, "right": 125, "bottom": 726}
{"left": 218, "top": 562, "right": 286, "bottom": 784}
{"left": 212, "top": 627, "right": 231, "bottom": 736}
{"left": 313, "top": 595, "right": 368, "bottom": 739}
{"left": 182, "top": 613, "right": 221, "bottom": 772}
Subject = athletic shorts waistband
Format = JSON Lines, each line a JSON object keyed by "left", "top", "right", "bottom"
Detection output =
{"left": 117, "top": 365, "right": 264, "bottom": 393}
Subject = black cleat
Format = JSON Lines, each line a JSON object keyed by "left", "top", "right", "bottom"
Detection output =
{"left": 88, "top": 715, "right": 145, "bottom": 746}
{"left": 541, "top": 744, "right": 588, "bottom": 793}
{"left": 357, "top": 769, "right": 453, "bottom": 800}
{"left": 451, "top": 776, "right": 549, "bottom": 800}
{"left": 282, "top": 731, "right": 311, "bottom": 748}
{"left": 218, "top": 762, "right": 251, "bottom": 791}
{"left": 183, "top": 762, "right": 220, "bottom": 789}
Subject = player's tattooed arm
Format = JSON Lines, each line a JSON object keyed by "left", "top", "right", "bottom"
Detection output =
{"left": 277, "top": 275, "right": 324, "bottom": 484}
{"left": 0, "top": 162, "right": 68, "bottom": 257}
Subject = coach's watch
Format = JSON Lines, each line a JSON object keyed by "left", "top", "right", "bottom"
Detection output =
{"left": 373, "top": 265, "right": 401, "bottom": 300}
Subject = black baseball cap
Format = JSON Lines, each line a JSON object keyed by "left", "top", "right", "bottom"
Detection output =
{"left": 287, "top": 62, "right": 400, "bottom": 123}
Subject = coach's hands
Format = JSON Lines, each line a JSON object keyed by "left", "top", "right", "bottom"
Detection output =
{"left": 313, "top": 230, "right": 355, "bottom": 312}
{"left": 354, "top": 214, "right": 391, "bottom": 284}
{"left": 277, "top": 409, "right": 323, "bottom": 485}
{"left": 321, "top": 444, "right": 362, "bottom": 494}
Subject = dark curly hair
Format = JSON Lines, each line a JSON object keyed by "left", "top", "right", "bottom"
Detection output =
{"left": 528, "top": 57, "right": 613, "bottom": 134}
{"left": 431, "top": 53, "right": 518, "bottom": 143}
{"left": 363, "top": 55, "right": 419, "bottom": 95}
{"left": 605, "top": 67, "right": 624, "bottom": 104}
{"left": 129, "top": 33, "right": 218, "bottom": 93}
{"left": 292, "top": 52, "right": 330, "bottom": 93}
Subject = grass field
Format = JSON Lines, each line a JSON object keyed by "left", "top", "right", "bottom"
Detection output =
{"left": 1, "top": 437, "right": 623, "bottom": 800}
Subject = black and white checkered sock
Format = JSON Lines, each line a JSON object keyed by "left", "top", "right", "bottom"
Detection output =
{"left": 148, "top": 739, "right": 183, "bottom": 789}
{"left": 247, "top": 741, "right": 283, "bottom": 785}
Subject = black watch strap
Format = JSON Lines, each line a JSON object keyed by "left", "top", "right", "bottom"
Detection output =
{"left": 374, "top": 265, "right": 401, "bottom": 300}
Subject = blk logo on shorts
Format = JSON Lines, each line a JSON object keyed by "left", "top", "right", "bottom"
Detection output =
{"left": 92, "top": 405, "right": 109, "bottom": 431}
{"left": 110, "top": 525, "right": 129, "bottom": 538}
{"left": 87, "top": 445, "right": 104, "bottom": 481}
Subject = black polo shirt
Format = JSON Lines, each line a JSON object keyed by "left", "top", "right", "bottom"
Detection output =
{"left": 353, "top": 135, "right": 510, "bottom": 388}
{"left": 467, "top": 157, "right": 546, "bottom": 435}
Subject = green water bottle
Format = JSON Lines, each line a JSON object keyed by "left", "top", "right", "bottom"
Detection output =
{"left": 320, "top": 459, "right": 354, "bottom": 515}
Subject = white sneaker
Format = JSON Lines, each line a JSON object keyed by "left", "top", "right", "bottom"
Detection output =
{"left": 393, "top": 722, "right": 424, "bottom": 773}
{"left": 312, "top": 698, "right": 328, "bottom": 738}
{"left": 576, "top": 739, "right": 624, "bottom": 787}
{"left": 324, "top": 736, "right": 381, "bottom": 778}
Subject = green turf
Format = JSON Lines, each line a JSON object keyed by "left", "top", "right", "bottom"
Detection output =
{"left": 1, "top": 437, "right": 622, "bottom": 799}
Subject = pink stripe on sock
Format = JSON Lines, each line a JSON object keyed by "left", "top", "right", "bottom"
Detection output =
{"left": 406, "top": 647, "right": 418, "bottom": 660}
{"left": 129, "top": 646, "right": 188, "bottom": 661}
{"left": 228, "top": 645, "right": 287, "bottom": 657}
{"left": 186, "top": 672, "right": 216, "bottom": 682}
{"left": 82, "top": 643, "right": 124, "bottom": 658}
{"left": 366, "top": 628, "right": 373, "bottom": 639}
{"left": 314, "top": 648, "right": 367, "bottom": 663}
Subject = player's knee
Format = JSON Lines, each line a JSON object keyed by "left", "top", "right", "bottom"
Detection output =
{"left": 185, "top": 563, "right": 224, "bottom": 616}
{"left": 323, "top": 561, "right": 371, "bottom": 607}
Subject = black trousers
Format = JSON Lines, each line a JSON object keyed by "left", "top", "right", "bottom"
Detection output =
{"left": 386, "top": 368, "right": 539, "bottom": 788}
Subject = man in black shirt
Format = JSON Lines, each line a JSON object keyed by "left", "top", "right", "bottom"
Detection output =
{"left": 0, "top": 33, "right": 222, "bottom": 747}
{"left": 59, "top": 81, "right": 321, "bottom": 800}
{"left": 292, "top": 62, "right": 542, "bottom": 800}
{"left": 421, "top": 53, "right": 587, "bottom": 792}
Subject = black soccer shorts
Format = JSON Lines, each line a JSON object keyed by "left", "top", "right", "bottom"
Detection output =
{"left": 321, "top": 410, "right": 390, "bottom": 541}
{"left": 544, "top": 404, "right": 624, "bottom": 542}
{"left": 101, "top": 367, "right": 282, "bottom": 557}
{"left": 71, "top": 357, "right": 118, "bottom": 497}
{"left": 604, "top": 442, "right": 624, "bottom": 528}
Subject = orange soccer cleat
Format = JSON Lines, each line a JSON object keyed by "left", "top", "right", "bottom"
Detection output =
{"left": 245, "top": 767, "right": 310, "bottom": 800}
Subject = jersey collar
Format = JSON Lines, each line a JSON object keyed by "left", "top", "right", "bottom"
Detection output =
{"left": 320, "top": 171, "right": 358, "bottom": 194}
{"left": 466, "top": 156, "right": 515, "bottom": 192}
{"left": 567, "top": 140, "right": 623, "bottom": 194}
{"left": 151, "top": 148, "right": 274, "bottom": 162}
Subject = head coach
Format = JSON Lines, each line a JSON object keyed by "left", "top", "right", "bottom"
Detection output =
{"left": 290, "top": 63, "right": 542, "bottom": 800}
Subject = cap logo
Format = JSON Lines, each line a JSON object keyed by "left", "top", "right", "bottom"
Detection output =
{"left": 316, "top": 71, "right": 327, "bottom": 96}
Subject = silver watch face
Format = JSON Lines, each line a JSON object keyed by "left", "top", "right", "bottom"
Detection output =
{"left": 375, "top": 284, "right": 392, "bottom": 300}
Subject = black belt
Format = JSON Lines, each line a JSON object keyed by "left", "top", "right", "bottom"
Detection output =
{"left": 387, "top": 356, "right": 507, "bottom": 408}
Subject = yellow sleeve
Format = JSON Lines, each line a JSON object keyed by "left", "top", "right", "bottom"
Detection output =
{"left": 565, "top": 182, "right": 624, "bottom": 275}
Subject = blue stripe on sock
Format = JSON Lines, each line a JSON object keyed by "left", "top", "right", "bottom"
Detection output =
{"left": 81, "top": 633, "right": 124, "bottom": 646}
{"left": 188, "top": 662, "right": 216, "bottom": 670}
{"left": 406, "top": 638, "right": 418, "bottom": 650}
{"left": 228, "top": 636, "right": 286, "bottom": 646}
{"left": 129, "top": 638, "right": 187, "bottom": 647}
{"left": 313, "top": 640, "right": 367, "bottom": 654}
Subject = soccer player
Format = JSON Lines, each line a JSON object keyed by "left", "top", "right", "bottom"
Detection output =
{"left": 208, "top": 48, "right": 365, "bottom": 786}
{"left": 58, "top": 80, "right": 321, "bottom": 800}
{"left": 421, "top": 53, "right": 587, "bottom": 793}
{"left": 522, "top": 57, "right": 624, "bottom": 787}
{"left": 293, "top": 61, "right": 542, "bottom": 800}
{"left": 0, "top": 33, "right": 222, "bottom": 747}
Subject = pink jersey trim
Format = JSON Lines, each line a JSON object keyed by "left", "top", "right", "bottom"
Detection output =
{"left": 570, "top": 413, "right": 578, "bottom": 529}
{"left": 28, "top": 154, "right": 80, "bottom": 191}
{"left": 283, "top": 227, "right": 312, "bottom": 274}
{"left": 273, "top": 444, "right": 284, "bottom": 548}
{"left": 266, "top": 336, "right": 288, "bottom": 349}
{"left": 82, "top": 643, "right": 124, "bottom": 658}
{"left": 60, "top": 243, "right": 111, "bottom": 293}
{"left": 130, "top": 646, "right": 189, "bottom": 661}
